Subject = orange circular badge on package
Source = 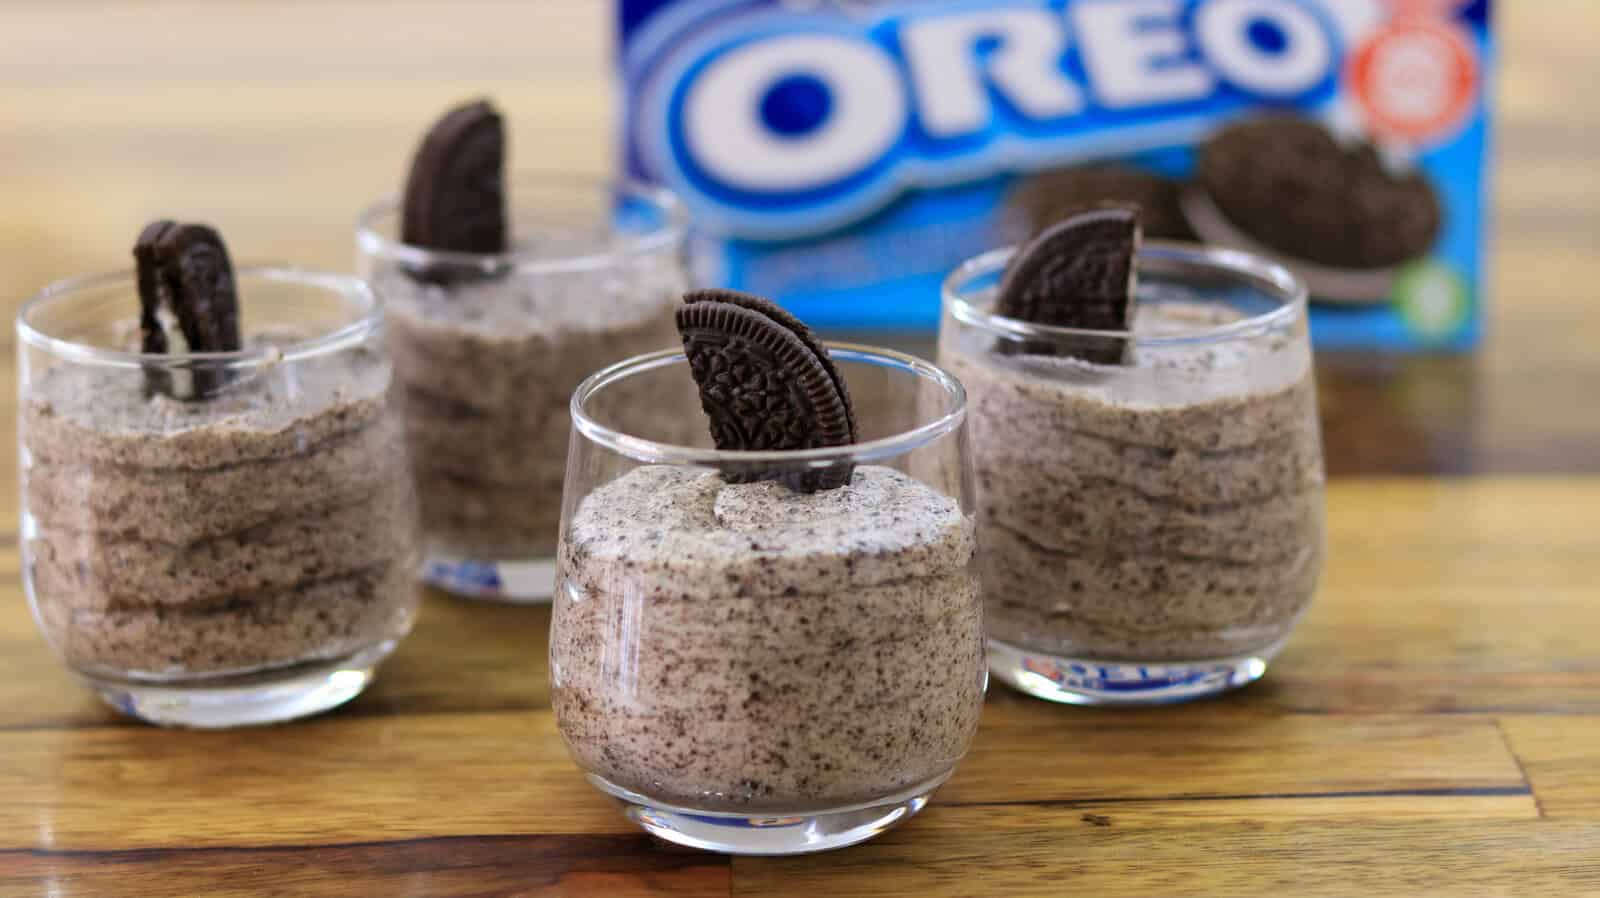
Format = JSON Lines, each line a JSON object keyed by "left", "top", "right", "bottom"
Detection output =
{"left": 1348, "top": 17, "right": 1480, "bottom": 145}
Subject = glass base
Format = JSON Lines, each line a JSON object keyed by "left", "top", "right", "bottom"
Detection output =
{"left": 587, "top": 771, "right": 950, "bottom": 855}
{"left": 82, "top": 641, "right": 396, "bottom": 728}
{"left": 987, "top": 637, "right": 1286, "bottom": 705}
{"left": 421, "top": 555, "right": 555, "bottom": 603}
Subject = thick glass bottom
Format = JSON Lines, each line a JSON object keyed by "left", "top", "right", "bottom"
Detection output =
{"left": 421, "top": 555, "right": 556, "bottom": 603}
{"left": 587, "top": 770, "right": 951, "bottom": 855}
{"left": 987, "top": 636, "right": 1287, "bottom": 705}
{"left": 82, "top": 641, "right": 397, "bottom": 728}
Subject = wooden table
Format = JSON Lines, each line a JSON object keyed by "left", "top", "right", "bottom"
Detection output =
{"left": 2, "top": 2, "right": 1597, "bottom": 895}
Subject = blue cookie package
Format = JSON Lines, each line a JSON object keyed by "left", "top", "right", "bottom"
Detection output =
{"left": 618, "top": 0, "right": 1494, "bottom": 350}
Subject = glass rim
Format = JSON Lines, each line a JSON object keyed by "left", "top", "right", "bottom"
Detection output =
{"left": 942, "top": 239, "right": 1308, "bottom": 347}
{"left": 16, "top": 265, "right": 382, "bottom": 369}
{"left": 571, "top": 343, "right": 969, "bottom": 468}
{"left": 356, "top": 173, "right": 688, "bottom": 276}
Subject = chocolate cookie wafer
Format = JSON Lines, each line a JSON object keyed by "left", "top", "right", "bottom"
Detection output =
{"left": 402, "top": 99, "right": 507, "bottom": 255}
{"left": 676, "top": 289, "right": 857, "bottom": 492}
{"left": 1197, "top": 115, "right": 1441, "bottom": 270}
{"left": 995, "top": 206, "right": 1142, "bottom": 363}
{"left": 133, "top": 221, "right": 241, "bottom": 397}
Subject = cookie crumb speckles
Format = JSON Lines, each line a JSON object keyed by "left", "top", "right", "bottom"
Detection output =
{"left": 947, "top": 300, "right": 1324, "bottom": 661}
{"left": 378, "top": 259, "right": 688, "bottom": 560}
{"left": 380, "top": 100, "right": 691, "bottom": 560}
{"left": 21, "top": 330, "right": 418, "bottom": 676}
{"left": 552, "top": 465, "right": 983, "bottom": 812}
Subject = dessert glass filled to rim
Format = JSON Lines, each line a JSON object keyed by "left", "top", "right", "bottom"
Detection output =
{"left": 357, "top": 175, "right": 690, "bottom": 602}
{"left": 551, "top": 345, "right": 986, "bottom": 855}
{"left": 16, "top": 267, "right": 420, "bottom": 727}
{"left": 940, "top": 241, "right": 1325, "bottom": 705}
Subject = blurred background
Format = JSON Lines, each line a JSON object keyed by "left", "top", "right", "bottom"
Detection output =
{"left": 0, "top": 2, "right": 609, "bottom": 282}
{"left": 0, "top": 0, "right": 1595, "bottom": 473}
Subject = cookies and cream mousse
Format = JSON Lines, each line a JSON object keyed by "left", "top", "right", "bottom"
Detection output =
{"left": 941, "top": 208, "right": 1324, "bottom": 665}
{"left": 370, "top": 99, "right": 685, "bottom": 566}
{"left": 22, "top": 222, "right": 419, "bottom": 678}
{"left": 552, "top": 290, "right": 985, "bottom": 813}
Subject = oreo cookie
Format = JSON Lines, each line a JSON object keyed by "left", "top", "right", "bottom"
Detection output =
{"left": 1007, "top": 162, "right": 1194, "bottom": 242}
{"left": 133, "top": 220, "right": 242, "bottom": 399}
{"left": 676, "top": 289, "right": 856, "bottom": 492}
{"left": 401, "top": 98, "right": 507, "bottom": 282}
{"left": 1197, "top": 115, "right": 1441, "bottom": 270}
{"left": 133, "top": 220, "right": 177, "bottom": 396}
{"left": 994, "top": 206, "right": 1141, "bottom": 364}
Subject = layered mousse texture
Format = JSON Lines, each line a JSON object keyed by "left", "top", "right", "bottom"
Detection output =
{"left": 944, "top": 301, "right": 1324, "bottom": 661}
{"left": 375, "top": 252, "right": 687, "bottom": 560}
{"left": 22, "top": 335, "right": 419, "bottom": 677}
{"left": 552, "top": 464, "right": 984, "bottom": 813}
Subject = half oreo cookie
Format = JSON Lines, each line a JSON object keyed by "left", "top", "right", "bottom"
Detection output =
{"left": 675, "top": 289, "right": 856, "bottom": 492}
{"left": 994, "top": 205, "right": 1142, "bottom": 364}
{"left": 1196, "top": 115, "right": 1441, "bottom": 270}
{"left": 133, "top": 220, "right": 242, "bottom": 399}
{"left": 133, "top": 220, "right": 177, "bottom": 396}
{"left": 400, "top": 98, "right": 507, "bottom": 282}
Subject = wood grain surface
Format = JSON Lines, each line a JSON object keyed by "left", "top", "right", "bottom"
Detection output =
{"left": 1, "top": 1, "right": 1598, "bottom": 896}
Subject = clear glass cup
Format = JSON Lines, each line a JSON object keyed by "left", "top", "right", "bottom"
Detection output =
{"left": 17, "top": 267, "right": 420, "bottom": 727}
{"left": 940, "top": 241, "right": 1325, "bottom": 705}
{"left": 357, "top": 175, "right": 690, "bottom": 602}
{"left": 551, "top": 345, "right": 986, "bottom": 855}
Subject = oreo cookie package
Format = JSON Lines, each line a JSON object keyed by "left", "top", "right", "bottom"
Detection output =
{"left": 618, "top": 0, "right": 1494, "bottom": 349}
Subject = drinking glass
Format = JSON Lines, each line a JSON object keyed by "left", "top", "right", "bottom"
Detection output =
{"left": 551, "top": 344, "right": 985, "bottom": 854}
{"left": 18, "top": 267, "right": 419, "bottom": 727}
{"left": 358, "top": 175, "right": 689, "bottom": 601}
{"left": 940, "top": 241, "right": 1324, "bottom": 704}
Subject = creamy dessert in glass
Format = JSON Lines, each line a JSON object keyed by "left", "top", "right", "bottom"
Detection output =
{"left": 551, "top": 290, "right": 985, "bottom": 855}
{"left": 939, "top": 208, "right": 1325, "bottom": 704}
{"left": 18, "top": 221, "right": 420, "bottom": 727}
{"left": 357, "top": 99, "right": 690, "bottom": 601}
